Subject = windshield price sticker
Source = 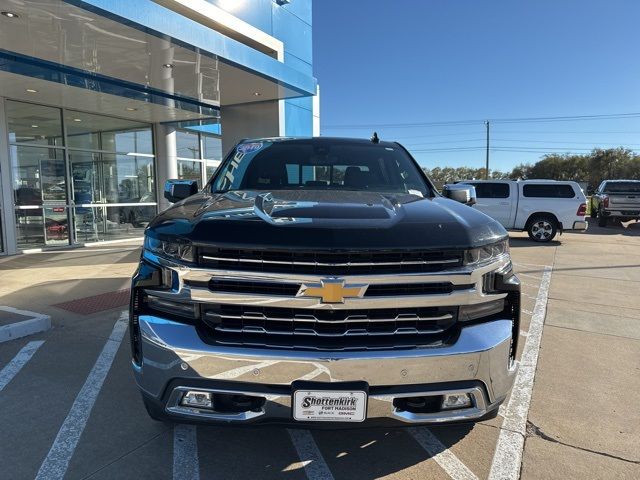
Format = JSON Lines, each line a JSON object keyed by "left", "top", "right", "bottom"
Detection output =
{"left": 293, "top": 390, "right": 367, "bottom": 422}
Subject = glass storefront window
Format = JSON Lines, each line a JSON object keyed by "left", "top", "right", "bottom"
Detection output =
{"left": 6, "top": 101, "right": 63, "bottom": 147}
{"left": 69, "top": 152, "right": 155, "bottom": 205}
{"left": 176, "top": 130, "right": 200, "bottom": 159}
{"left": 74, "top": 206, "right": 155, "bottom": 243}
{"left": 65, "top": 110, "right": 153, "bottom": 153}
{"left": 11, "top": 146, "right": 66, "bottom": 205}
{"left": 14, "top": 206, "right": 69, "bottom": 249}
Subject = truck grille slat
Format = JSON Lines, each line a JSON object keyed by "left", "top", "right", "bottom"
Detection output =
{"left": 200, "top": 279, "right": 474, "bottom": 297}
{"left": 200, "top": 304, "right": 457, "bottom": 349}
{"left": 198, "top": 248, "right": 464, "bottom": 275}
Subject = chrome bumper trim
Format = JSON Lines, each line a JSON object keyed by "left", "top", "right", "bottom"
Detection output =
{"left": 134, "top": 316, "right": 517, "bottom": 415}
{"left": 163, "top": 385, "right": 493, "bottom": 424}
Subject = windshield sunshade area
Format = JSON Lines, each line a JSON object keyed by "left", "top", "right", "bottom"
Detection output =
{"left": 211, "top": 140, "right": 430, "bottom": 196}
{"left": 604, "top": 181, "right": 640, "bottom": 193}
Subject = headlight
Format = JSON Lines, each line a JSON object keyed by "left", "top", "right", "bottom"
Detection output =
{"left": 464, "top": 239, "right": 509, "bottom": 266}
{"left": 144, "top": 236, "right": 194, "bottom": 263}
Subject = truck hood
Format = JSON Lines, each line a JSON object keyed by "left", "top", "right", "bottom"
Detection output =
{"left": 148, "top": 190, "right": 507, "bottom": 250}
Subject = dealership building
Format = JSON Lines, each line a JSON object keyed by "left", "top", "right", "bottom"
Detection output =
{"left": 0, "top": 0, "right": 317, "bottom": 255}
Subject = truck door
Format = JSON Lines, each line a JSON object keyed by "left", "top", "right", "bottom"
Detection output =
{"left": 468, "top": 182, "right": 514, "bottom": 228}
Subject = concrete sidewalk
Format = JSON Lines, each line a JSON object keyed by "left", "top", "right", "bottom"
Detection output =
{"left": 520, "top": 223, "right": 640, "bottom": 478}
{"left": 0, "top": 242, "right": 142, "bottom": 333}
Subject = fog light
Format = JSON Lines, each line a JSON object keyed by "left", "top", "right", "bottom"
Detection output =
{"left": 181, "top": 391, "right": 213, "bottom": 409}
{"left": 441, "top": 393, "right": 472, "bottom": 410}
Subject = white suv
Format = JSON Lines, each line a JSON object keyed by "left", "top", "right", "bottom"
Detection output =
{"left": 457, "top": 180, "right": 587, "bottom": 242}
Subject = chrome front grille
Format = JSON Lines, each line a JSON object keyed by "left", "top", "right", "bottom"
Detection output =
{"left": 195, "top": 279, "right": 475, "bottom": 297}
{"left": 199, "top": 304, "right": 458, "bottom": 350}
{"left": 143, "top": 248, "right": 512, "bottom": 351}
{"left": 198, "top": 247, "right": 464, "bottom": 275}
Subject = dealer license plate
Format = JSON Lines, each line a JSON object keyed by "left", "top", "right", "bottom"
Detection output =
{"left": 292, "top": 390, "right": 367, "bottom": 422}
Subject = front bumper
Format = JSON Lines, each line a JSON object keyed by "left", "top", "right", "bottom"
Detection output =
{"left": 134, "top": 315, "right": 517, "bottom": 425}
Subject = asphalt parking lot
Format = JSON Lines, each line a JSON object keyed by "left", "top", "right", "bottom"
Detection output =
{"left": 1, "top": 222, "right": 639, "bottom": 480}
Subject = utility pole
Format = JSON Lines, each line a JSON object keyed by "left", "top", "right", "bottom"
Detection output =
{"left": 485, "top": 120, "right": 490, "bottom": 179}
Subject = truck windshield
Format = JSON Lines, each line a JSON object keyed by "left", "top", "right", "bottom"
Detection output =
{"left": 211, "top": 141, "right": 431, "bottom": 196}
{"left": 603, "top": 181, "right": 640, "bottom": 193}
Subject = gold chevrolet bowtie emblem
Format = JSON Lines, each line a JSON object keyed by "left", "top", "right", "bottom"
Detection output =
{"left": 297, "top": 278, "right": 368, "bottom": 303}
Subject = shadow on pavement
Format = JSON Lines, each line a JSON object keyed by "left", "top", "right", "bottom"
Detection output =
{"left": 508, "top": 237, "right": 560, "bottom": 248}
{"left": 195, "top": 422, "right": 474, "bottom": 478}
{"left": 583, "top": 220, "right": 640, "bottom": 237}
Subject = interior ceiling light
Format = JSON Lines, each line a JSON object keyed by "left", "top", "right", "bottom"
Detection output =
{"left": 253, "top": 92, "right": 262, "bottom": 96}
{"left": 1, "top": 11, "right": 19, "bottom": 18}
{"left": 163, "top": 63, "right": 174, "bottom": 69}
{"left": 31, "top": 125, "right": 38, "bottom": 128}
{"left": 73, "top": 118, "right": 82, "bottom": 122}
{"left": 26, "top": 88, "right": 38, "bottom": 93}
{"left": 125, "top": 107, "right": 138, "bottom": 111}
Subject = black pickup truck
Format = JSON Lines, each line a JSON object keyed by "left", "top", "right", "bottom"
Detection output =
{"left": 130, "top": 137, "right": 520, "bottom": 426}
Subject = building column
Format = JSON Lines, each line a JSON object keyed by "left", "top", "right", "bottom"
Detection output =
{"left": 154, "top": 123, "right": 178, "bottom": 212}
{"left": 0, "top": 98, "right": 18, "bottom": 255}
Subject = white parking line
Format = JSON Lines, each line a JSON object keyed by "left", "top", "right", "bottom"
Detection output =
{"left": 173, "top": 424, "right": 200, "bottom": 480}
{"left": 488, "top": 265, "right": 553, "bottom": 480}
{"left": 0, "top": 340, "right": 44, "bottom": 392}
{"left": 287, "top": 429, "right": 335, "bottom": 480}
{"left": 35, "top": 314, "right": 128, "bottom": 480}
{"left": 409, "top": 428, "right": 479, "bottom": 480}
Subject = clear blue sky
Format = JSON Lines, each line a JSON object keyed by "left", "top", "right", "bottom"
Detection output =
{"left": 312, "top": 0, "right": 640, "bottom": 172}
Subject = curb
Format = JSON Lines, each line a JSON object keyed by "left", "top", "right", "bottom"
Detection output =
{"left": 0, "top": 307, "right": 51, "bottom": 343}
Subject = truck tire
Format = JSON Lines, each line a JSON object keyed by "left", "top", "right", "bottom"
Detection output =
{"left": 589, "top": 200, "right": 597, "bottom": 218}
{"left": 527, "top": 215, "right": 557, "bottom": 242}
{"left": 597, "top": 208, "right": 608, "bottom": 227}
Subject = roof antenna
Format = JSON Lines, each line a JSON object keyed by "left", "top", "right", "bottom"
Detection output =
{"left": 370, "top": 131, "right": 380, "bottom": 144}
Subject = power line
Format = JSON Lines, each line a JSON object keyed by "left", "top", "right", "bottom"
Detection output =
{"left": 323, "top": 112, "right": 640, "bottom": 129}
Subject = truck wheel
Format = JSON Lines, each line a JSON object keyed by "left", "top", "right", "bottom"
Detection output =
{"left": 597, "top": 209, "right": 608, "bottom": 227}
{"left": 589, "top": 200, "right": 597, "bottom": 218}
{"left": 527, "top": 215, "right": 557, "bottom": 242}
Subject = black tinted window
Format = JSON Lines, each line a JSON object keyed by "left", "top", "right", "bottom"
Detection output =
{"left": 603, "top": 181, "right": 640, "bottom": 193}
{"left": 212, "top": 141, "right": 430, "bottom": 196}
{"left": 523, "top": 184, "right": 575, "bottom": 198}
{"left": 466, "top": 182, "right": 510, "bottom": 198}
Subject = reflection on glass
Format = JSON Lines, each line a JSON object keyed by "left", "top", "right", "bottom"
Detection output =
{"left": 6, "top": 101, "right": 63, "bottom": 146}
{"left": 74, "top": 206, "right": 156, "bottom": 242}
{"left": 66, "top": 111, "right": 152, "bottom": 153}
{"left": 205, "top": 160, "right": 221, "bottom": 181}
{"left": 14, "top": 207, "right": 68, "bottom": 248}
{"left": 178, "top": 160, "right": 203, "bottom": 187}
{"left": 176, "top": 130, "right": 200, "bottom": 159}
{"left": 202, "top": 135, "right": 222, "bottom": 160}
{"left": 11, "top": 146, "right": 66, "bottom": 205}
{"left": 69, "top": 152, "right": 155, "bottom": 204}
{"left": 101, "top": 129, "right": 153, "bottom": 154}
{"left": 15, "top": 208, "right": 44, "bottom": 248}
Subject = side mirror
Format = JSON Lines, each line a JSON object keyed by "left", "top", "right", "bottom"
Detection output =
{"left": 164, "top": 179, "right": 199, "bottom": 203}
{"left": 443, "top": 184, "right": 477, "bottom": 206}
